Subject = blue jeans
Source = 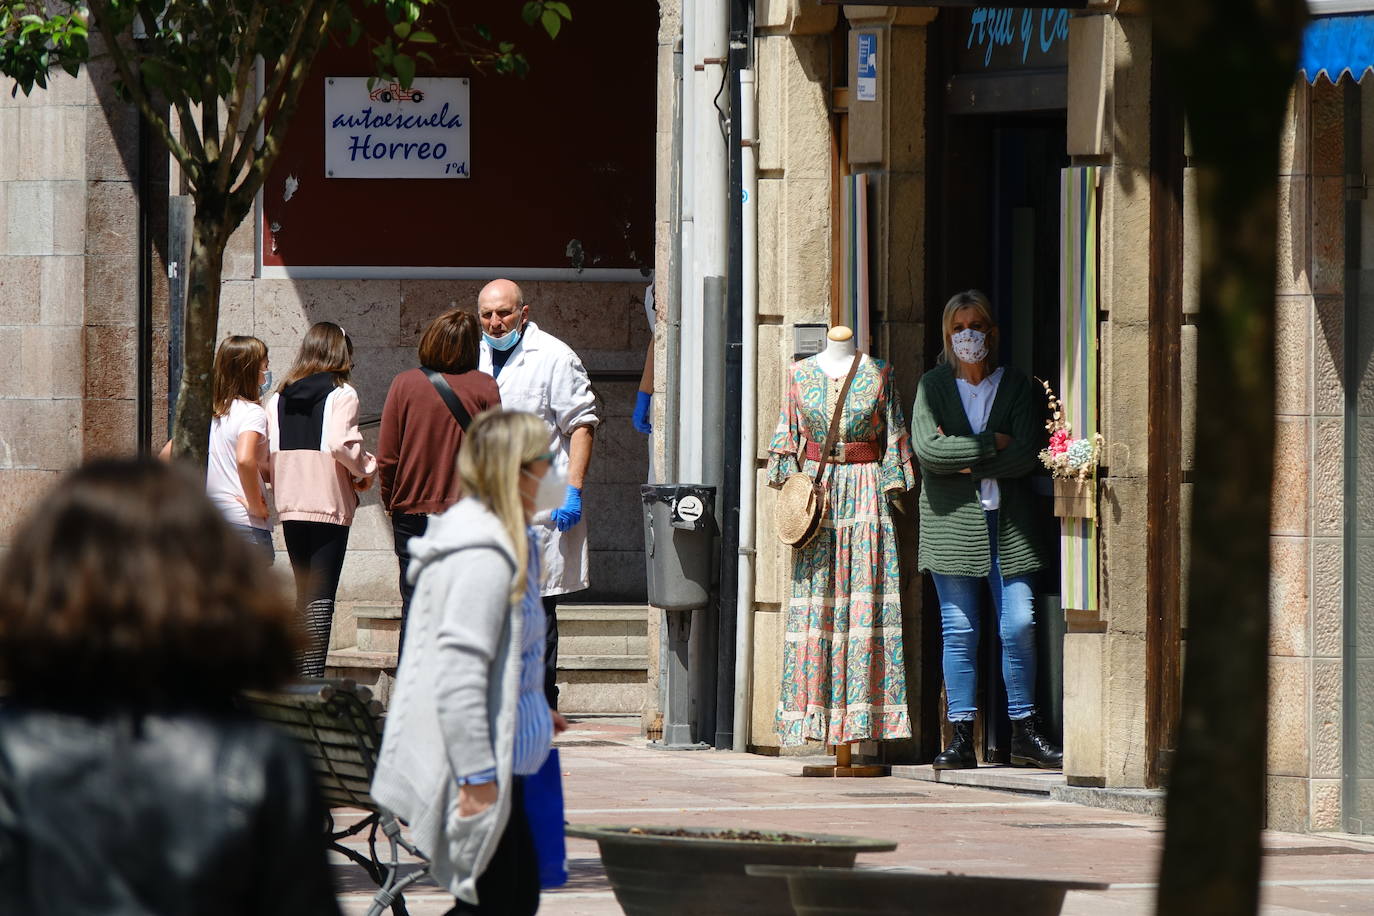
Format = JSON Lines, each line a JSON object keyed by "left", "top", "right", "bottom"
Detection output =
{"left": 230, "top": 524, "right": 274, "bottom": 564}
{"left": 930, "top": 510, "right": 1038, "bottom": 722}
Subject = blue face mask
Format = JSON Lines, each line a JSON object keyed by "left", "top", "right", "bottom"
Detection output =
{"left": 259, "top": 369, "right": 273, "bottom": 397}
{"left": 484, "top": 325, "right": 523, "bottom": 352}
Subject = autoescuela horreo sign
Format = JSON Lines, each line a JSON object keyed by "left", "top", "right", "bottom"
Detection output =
{"left": 324, "top": 77, "right": 471, "bottom": 179}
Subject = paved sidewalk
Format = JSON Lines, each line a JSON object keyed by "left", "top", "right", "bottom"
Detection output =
{"left": 336, "top": 717, "right": 1374, "bottom": 915}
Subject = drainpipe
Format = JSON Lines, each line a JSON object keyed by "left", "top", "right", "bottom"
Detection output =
{"left": 691, "top": 0, "right": 730, "bottom": 746}
{"left": 664, "top": 39, "right": 683, "bottom": 485}
{"left": 678, "top": 0, "right": 698, "bottom": 479}
{"left": 732, "top": 63, "right": 757, "bottom": 753}
{"left": 136, "top": 94, "right": 153, "bottom": 453}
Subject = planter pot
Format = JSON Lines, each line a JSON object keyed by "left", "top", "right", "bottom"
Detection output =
{"left": 566, "top": 824, "right": 896, "bottom": 916}
{"left": 1052, "top": 477, "right": 1095, "bottom": 519}
{"left": 747, "top": 865, "right": 1108, "bottom": 916}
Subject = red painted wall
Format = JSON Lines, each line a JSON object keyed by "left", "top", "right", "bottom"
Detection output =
{"left": 261, "top": 2, "right": 657, "bottom": 270}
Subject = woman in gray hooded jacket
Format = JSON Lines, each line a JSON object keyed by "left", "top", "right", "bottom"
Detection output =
{"left": 371, "top": 409, "right": 568, "bottom": 914}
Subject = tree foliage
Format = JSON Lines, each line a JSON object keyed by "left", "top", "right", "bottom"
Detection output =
{"left": 0, "top": 0, "right": 569, "bottom": 461}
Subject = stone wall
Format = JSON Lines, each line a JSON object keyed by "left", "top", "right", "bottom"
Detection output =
{"left": 747, "top": 0, "right": 838, "bottom": 752}
{"left": 1262, "top": 79, "right": 1346, "bottom": 832}
{"left": 0, "top": 63, "right": 160, "bottom": 547}
{"left": 1063, "top": 11, "right": 1153, "bottom": 789}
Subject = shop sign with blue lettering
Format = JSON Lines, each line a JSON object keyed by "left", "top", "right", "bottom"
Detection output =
{"left": 325, "top": 77, "right": 471, "bottom": 179}
{"left": 856, "top": 31, "right": 877, "bottom": 101}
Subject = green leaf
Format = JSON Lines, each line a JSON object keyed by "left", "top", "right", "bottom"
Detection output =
{"left": 546, "top": 2, "right": 571, "bottom": 19}
{"left": 393, "top": 21, "right": 410, "bottom": 40}
{"left": 540, "top": 9, "right": 561, "bottom": 38}
{"left": 409, "top": 30, "right": 437, "bottom": 43}
{"left": 393, "top": 53, "right": 415, "bottom": 86}
{"left": 475, "top": 23, "right": 492, "bottom": 41}
{"left": 521, "top": 2, "right": 540, "bottom": 27}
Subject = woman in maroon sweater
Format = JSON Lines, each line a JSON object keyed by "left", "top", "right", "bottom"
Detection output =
{"left": 379, "top": 309, "right": 501, "bottom": 628}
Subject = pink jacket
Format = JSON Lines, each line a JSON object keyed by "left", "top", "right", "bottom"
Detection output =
{"left": 267, "top": 381, "right": 377, "bottom": 526}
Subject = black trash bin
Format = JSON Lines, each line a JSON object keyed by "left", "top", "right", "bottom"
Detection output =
{"left": 641, "top": 484, "right": 715, "bottom": 611}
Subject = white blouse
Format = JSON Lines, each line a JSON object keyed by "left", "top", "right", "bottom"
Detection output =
{"left": 955, "top": 367, "right": 1004, "bottom": 511}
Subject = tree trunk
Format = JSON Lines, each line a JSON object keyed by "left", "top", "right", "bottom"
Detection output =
{"left": 1148, "top": 1, "right": 1304, "bottom": 913}
{"left": 168, "top": 207, "right": 229, "bottom": 466}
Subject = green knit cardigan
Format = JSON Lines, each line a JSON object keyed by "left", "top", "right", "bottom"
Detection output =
{"left": 910, "top": 362, "right": 1050, "bottom": 578}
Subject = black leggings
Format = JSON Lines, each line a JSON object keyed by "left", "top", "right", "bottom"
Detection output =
{"left": 282, "top": 520, "right": 351, "bottom": 677}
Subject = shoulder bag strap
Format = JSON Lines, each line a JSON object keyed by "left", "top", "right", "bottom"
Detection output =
{"left": 420, "top": 367, "right": 473, "bottom": 431}
{"left": 812, "top": 354, "right": 862, "bottom": 486}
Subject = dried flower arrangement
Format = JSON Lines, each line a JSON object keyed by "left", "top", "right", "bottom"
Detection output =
{"left": 1037, "top": 377, "right": 1104, "bottom": 482}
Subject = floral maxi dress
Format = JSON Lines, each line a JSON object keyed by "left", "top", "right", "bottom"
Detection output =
{"left": 766, "top": 356, "right": 916, "bottom": 746}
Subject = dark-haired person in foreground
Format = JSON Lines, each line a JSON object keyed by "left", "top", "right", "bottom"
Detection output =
{"left": 0, "top": 459, "right": 341, "bottom": 916}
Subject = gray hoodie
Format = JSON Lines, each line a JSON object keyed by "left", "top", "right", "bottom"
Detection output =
{"left": 370, "top": 497, "right": 522, "bottom": 906}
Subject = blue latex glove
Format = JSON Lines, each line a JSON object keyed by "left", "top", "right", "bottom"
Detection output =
{"left": 550, "top": 485, "right": 583, "bottom": 532}
{"left": 632, "top": 390, "right": 653, "bottom": 435}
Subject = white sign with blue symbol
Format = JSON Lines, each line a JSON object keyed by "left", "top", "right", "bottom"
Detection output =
{"left": 325, "top": 77, "right": 471, "bottom": 179}
{"left": 856, "top": 32, "right": 877, "bottom": 101}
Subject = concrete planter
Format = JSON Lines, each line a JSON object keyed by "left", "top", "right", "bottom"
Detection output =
{"left": 746, "top": 865, "right": 1109, "bottom": 916}
{"left": 565, "top": 824, "right": 896, "bottom": 916}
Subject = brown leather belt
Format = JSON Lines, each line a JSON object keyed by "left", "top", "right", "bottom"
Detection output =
{"left": 804, "top": 439, "right": 880, "bottom": 464}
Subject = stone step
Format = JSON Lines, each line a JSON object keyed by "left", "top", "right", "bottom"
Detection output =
{"left": 357, "top": 615, "right": 401, "bottom": 654}
{"left": 558, "top": 605, "right": 650, "bottom": 623}
{"left": 325, "top": 652, "right": 397, "bottom": 708}
{"left": 559, "top": 654, "right": 649, "bottom": 671}
{"left": 326, "top": 647, "right": 396, "bottom": 670}
{"left": 354, "top": 604, "right": 403, "bottom": 621}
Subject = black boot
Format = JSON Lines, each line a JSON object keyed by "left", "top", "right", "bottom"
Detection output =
{"left": 932, "top": 721, "right": 977, "bottom": 770}
{"left": 1010, "top": 716, "right": 1063, "bottom": 769}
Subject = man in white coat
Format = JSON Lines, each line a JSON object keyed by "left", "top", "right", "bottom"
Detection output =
{"left": 478, "top": 278, "right": 599, "bottom": 709}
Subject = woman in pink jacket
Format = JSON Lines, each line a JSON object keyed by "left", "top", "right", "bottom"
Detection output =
{"left": 267, "top": 322, "right": 377, "bottom": 677}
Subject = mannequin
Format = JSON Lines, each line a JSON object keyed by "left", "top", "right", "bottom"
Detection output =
{"left": 766, "top": 321, "right": 917, "bottom": 773}
{"left": 816, "top": 325, "right": 860, "bottom": 378}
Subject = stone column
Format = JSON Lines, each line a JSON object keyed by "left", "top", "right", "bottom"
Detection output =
{"left": 1062, "top": 10, "right": 1153, "bottom": 788}
{"left": 842, "top": 4, "right": 936, "bottom": 760}
{"left": 748, "top": 0, "right": 837, "bottom": 750}
{"left": 0, "top": 62, "right": 148, "bottom": 548}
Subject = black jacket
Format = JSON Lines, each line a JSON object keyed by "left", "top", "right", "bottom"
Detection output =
{"left": 0, "top": 705, "right": 341, "bottom": 915}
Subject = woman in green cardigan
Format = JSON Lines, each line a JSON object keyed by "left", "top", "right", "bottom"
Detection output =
{"left": 911, "top": 290, "right": 1062, "bottom": 770}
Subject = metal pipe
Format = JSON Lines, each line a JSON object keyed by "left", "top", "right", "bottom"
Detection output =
{"left": 665, "top": 39, "right": 684, "bottom": 484}
{"left": 732, "top": 64, "right": 757, "bottom": 753}
{"left": 678, "top": 0, "right": 699, "bottom": 480}
{"left": 136, "top": 93, "right": 153, "bottom": 453}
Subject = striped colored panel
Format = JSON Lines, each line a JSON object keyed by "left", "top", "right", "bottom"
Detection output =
{"left": 1059, "top": 167, "right": 1100, "bottom": 613}
{"left": 840, "top": 173, "right": 871, "bottom": 352}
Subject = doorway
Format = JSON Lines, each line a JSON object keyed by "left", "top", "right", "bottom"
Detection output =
{"left": 925, "top": 111, "right": 1068, "bottom": 762}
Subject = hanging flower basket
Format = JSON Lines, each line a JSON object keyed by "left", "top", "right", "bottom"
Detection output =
{"left": 1053, "top": 477, "right": 1095, "bottom": 519}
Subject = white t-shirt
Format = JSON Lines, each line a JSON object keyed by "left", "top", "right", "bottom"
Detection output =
{"left": 956, "top": 367, "right": 1004, "bottom": 511}
{"left": 207, "top": 398, "right": 270, "bottom": 530}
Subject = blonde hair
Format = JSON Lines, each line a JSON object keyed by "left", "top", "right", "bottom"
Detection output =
{"left": 211, "top": 335, "right": 267, "bottom": 417}
{"left": 940, "top": 289, "right": 999, "bottom": 368}
{"left": 457, "top": 410, "right": 551, "bottom": 600}
{"left": 279, "top": 322, "right": 353, "bottom": 390}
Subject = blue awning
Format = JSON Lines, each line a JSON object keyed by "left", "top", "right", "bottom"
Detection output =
{"left": 1301, "top": 13, "right": 1374, "bottom": 82}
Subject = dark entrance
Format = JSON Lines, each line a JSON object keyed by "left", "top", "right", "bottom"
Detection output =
{"left": 920, "top": 8, "right": 1069, "bottom": 764}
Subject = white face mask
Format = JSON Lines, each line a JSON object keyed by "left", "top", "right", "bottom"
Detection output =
{"left": 951, "top": 328, "right": 988, "bottom": 364}
{"left": 524, "top": 465, "right": 566, "bottom": 516}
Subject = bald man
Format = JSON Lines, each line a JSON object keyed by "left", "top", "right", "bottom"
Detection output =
{"left": 478, "top": 279, "right": 599, "bottom": 709}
